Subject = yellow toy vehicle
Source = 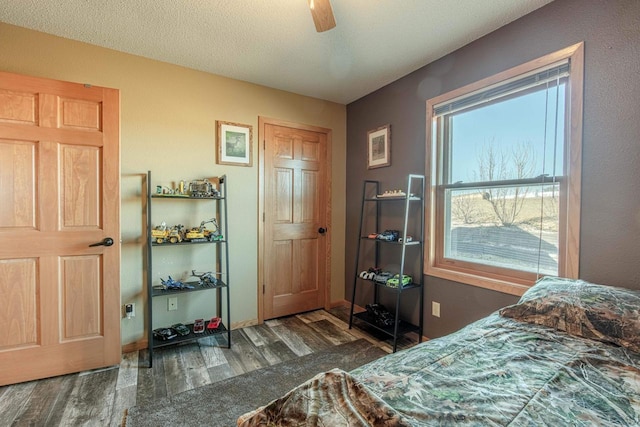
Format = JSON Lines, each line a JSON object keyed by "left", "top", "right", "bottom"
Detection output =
{"left": 184, "top": 218, "right": 221, "bottom": 242}
{"left": 151, "top": 222, "right": 184, "bottom": 244}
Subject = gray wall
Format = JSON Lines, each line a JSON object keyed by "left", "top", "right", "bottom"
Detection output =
{"left": 346, "top": 0, "right": 640, "bottom": 339}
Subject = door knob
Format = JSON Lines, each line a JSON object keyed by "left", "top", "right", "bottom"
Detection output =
{"left": 89, "top": 237, "right": 115, "bottom": 247}
{"left": 318, "top": 227, "right": 327, "bottom": 234}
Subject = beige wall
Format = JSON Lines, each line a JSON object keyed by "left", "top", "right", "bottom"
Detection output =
{"left": 0, "top": 22, "right": 347, "bottom": 346}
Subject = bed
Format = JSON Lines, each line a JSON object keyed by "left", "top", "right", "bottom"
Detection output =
{"left": 237, "top": 277, "right": 640, "bottom": 426}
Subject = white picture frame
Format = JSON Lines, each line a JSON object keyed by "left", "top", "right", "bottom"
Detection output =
{"left": 367, "top": 124, "right": 391, "bottom": 169}
{"left": 216, "top": 121, "right": 253, "bottom": 167}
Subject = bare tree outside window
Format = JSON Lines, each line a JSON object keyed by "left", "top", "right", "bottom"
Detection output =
{"left": 474, "top": 140, "right": 535, "bottom": 226}
{"left": 451, "top": 191, "right": 480, "bottom": 224}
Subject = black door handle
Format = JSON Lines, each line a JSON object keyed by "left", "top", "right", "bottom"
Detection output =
{"left": 89, "top": 237, "right": 115, "bottom": 247}
{"left": 318, "top": 227, "right": 327, "bottom": 234}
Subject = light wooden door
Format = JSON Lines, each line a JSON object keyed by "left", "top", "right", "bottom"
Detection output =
{"left": 261, "top": 118, "right": 331, "bottom": 320}
{"left": 0, "top": 71, "right": 120, "bottom": 386}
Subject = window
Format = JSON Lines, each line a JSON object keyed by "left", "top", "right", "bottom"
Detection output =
{"left": 425, "top": 43, "right": 584, "bottom": 295}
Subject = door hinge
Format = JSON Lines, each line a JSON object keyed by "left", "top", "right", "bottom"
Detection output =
{"left": 263, "top": 140, "right": 265, "bottom": 149}
{"left": 263, "top": 284, "right": 266, "bottom": 294}
{"left": 263, "top": 212, "right": 265, "bottom": 222}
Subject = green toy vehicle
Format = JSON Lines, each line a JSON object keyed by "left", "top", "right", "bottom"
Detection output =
{"left": 386, "top": 274, "right": 412, "bottom": 288}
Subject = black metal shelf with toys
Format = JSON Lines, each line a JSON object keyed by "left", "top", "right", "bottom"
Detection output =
{"left": 145, "top": 171, "right": 231, "bottom": 366}
{"left": 349, "top": 174, "right": 425, "bottom": 352}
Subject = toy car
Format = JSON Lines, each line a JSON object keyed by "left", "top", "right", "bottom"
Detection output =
{"left": 386, "top": 274, "right": 412, "bottom": 288}
{"left": 365, "top": 303, "right": 395, "bottom": 327}
{"left": 359, "top": 267, "right": 381, "bottom": 280}
{"left": 373, "top": 271, "right": 393, "bottom": 285}
{"left": 207, "top": 317, "right": 222, "bottom": 329}
{"left": 376, "top": 230, "right": 399, "bottom": 241}
{"left": 171, "top": 323, "right": 190, "bottom": 336}
{"left": 153, "top": 327, "right": 177, "bottom": 341}
{"left": 193, "top": 318, "right": 205, "bottom": 333}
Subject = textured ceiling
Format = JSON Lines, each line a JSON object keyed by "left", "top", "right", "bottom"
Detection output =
{"left": 0, "top": 0, "right": 554, "bottom": 104}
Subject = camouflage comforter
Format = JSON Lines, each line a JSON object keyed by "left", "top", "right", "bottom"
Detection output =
{"left": 238, "top": 277, "right": 640, "bottom": 425}
{"left": 352, "top": 313, "right": 640, "bottom": 426}
{"left": 238, "top": 312, "right": 639, "bottom": 426}
{"left": 237, "top": 368, "right": 409, "bottom": 426}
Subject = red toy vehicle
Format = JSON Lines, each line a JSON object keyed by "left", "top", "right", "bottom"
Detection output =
{"left": 207, "top": 317, "right": 222, "bottom": 329}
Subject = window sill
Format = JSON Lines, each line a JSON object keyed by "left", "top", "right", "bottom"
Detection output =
{"left": 425, "top": 265, "right": 531, "bottom": 297}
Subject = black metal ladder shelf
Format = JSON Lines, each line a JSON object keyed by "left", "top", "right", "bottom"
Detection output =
{"left": 349, "top": 174, "right": 425, "bottom": 352}
{"left": 145, "top": 171, "right": 231, "bottom": 367}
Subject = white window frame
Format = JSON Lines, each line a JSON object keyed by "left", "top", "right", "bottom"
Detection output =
{"left": 425, "top": 43, "right": 584, "bottom": 296}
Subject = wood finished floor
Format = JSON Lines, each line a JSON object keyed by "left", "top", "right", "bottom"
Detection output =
{"left": 0, "top": 307, "right": 418, "bottom": 427}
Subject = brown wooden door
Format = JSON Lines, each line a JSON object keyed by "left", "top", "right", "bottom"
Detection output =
{"left": 262, "top": 119, "right": 330, "bottom": 320}
{"left": 0, "top": 71, "right": 120, "bottom": 385}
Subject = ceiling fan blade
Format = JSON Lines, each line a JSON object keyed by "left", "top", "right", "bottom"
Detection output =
{"left": 308, "top": 0, "right": 336, "bottom": 32}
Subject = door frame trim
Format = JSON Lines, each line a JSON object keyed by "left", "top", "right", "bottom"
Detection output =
{"left": 257, "top": 117, "right": 332, "bottom": 323}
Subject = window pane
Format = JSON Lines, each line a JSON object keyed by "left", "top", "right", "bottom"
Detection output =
{"left": 444, "top": 184, "right": 559, "bottom": 275}
{"left": 448, "top": 83, "right": 565, "bottom": 184}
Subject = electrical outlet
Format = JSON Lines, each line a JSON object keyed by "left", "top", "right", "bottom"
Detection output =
{"left": 432, "top": 301, "right": 441, "bottom": 318}
{"left": 168, "top": 297, "right": 178, "bottom": 311}
{"left": 124, "top": 303, "right": 135, "bottom": 319}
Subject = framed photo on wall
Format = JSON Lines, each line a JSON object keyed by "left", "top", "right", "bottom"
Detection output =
{"left": 367, "top": 124, "right": 391, "bottom": 169}
{"left": 216, "top": 120, "right": 253, "bottom": 167}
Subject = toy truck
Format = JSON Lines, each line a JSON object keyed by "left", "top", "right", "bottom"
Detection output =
{"left": 184, "top": 218, "right": 222, "bottom": 242}
{"left": 151, "top": 223, "right": 184, "bottom": 244}
{"left": 188, "top": 179, "right": 220, "bottom": 198}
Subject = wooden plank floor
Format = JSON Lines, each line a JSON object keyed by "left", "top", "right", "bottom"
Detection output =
{"left": 0, "top": 308, "right": 418, "bottom": 427}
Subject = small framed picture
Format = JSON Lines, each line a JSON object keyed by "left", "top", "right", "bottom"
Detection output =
{"left": 216, "top": 121, "right": 253, "bottom": 167}
{"left": 367, "top": 124, "right": 391, "bottom": 169}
